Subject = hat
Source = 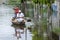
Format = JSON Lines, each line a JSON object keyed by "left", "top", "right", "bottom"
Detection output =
{"left": 19, "top": 10, "right": 21, "bottom": 12}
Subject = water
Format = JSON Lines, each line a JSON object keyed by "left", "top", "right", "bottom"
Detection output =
{"left": 0, "top": 5, "right": 32, "bottom": 40}
{"left": 0, "top": 4, "right": 15, "bottom": 40}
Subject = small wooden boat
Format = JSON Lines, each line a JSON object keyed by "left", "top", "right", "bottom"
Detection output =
{"left": 11, "top": 17, "right": 25, "bottom": 25}
{"left": 11, "top": 17, "right": 26, "bottom": 29}
{"left": 11, "top": 17, "right": 34, "bottom": 30}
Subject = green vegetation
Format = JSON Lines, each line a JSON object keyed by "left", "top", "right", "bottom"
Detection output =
{"left": 8, "top": 0, "right": 21, "bottom": 8}
{"left": 32, "top": 23, "right": 48, "bottom": 40}
{"left": 8, "top": 0, "right": 21, "bottom": 5}
{"left": 52, "top": 28, "right": 60, "bottom": 34}
{"left": 32, "top": 19, "right": 47, "bottom": 40}
{"left": 32, "top": 0, "right": 54, "bottom": 4}
{"left": 32, "top": 0, "right": 55, "bottom": 40}
{"left": 41, "top": 18, "right": 47, "bottom": 32}
{"left": 25, "top": 12, "right": 29, "bottom": 17}
{"left": 32, "top": 35, "right": 43, "bottom": 40}
{"left": 32, "top": 27, "right": 43, "bottom": 40}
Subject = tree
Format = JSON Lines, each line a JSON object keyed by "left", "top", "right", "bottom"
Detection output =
{"left": 32, "top": 0, "right": 55, "bottom": 40}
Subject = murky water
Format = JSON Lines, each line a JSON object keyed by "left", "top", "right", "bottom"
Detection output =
{"left": 0, "top": 5, "right": 15, "bottom": 40}
{"left": 0, "top": 5, "right": 32, "bottom": 40}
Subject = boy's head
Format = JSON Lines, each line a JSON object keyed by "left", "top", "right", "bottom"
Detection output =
{"left": 27, "top": 19, "right": 31, "bottom": 22}
{"left": 19, "top": 10, "right": 21, "bottom": 13}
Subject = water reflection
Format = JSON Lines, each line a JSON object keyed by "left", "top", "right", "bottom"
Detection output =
{"left": 0, "top": 5, "right": 16, "bottom": 40}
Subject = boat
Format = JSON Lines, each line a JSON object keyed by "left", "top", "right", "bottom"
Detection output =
{"left": 11, "top": 17, "right": 26, "bottom": 29}
{"left": 11, "top": 17, "right": 25, "bottom": 25}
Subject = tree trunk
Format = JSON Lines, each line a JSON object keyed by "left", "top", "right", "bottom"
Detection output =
{"left": 47, "top": 4, "right": 53, "bottom": 40}
{"left": 21, "top": 1, "right": 26, "bottom": 15}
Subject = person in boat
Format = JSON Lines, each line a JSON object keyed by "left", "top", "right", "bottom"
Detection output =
{"left": 16, "top": 10, "right": 25, "bottom": 38}
{"left": 16, "top": 10, "right": 25, "bottom": 31}
{"left": 16, "top": 10, "right": 24, "bottom": 23}
{"left": 12, "top": 10, "right": 25, "bottom": 24}
{"left": 12, "top": 9, "right": 25, "bottom": 38}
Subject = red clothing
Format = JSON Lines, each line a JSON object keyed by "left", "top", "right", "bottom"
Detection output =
{"left": 14, "top": 7, "right": 19, "bottom": 14}
{"left": 14, "top": 9, "right": 19, "bottom": 13}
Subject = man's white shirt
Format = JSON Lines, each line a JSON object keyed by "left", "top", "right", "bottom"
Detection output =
{"left": 17, "top": 12, "right": 24, "bottom": 22}
{"left": 17, "top": 12, "right": 24, "bottom": 17}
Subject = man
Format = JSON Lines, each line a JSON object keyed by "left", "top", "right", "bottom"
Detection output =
{"left": 12, "top": 10, "right": 25, "bottom": 24}
{"left": 15, "top": 10, "right": 25, "bottom": 38}
{"left": 14, "top": 6, "right": 19, "bottom": 18}
{"left": 16, "top": 10, "right": 24, "bottom": 23}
